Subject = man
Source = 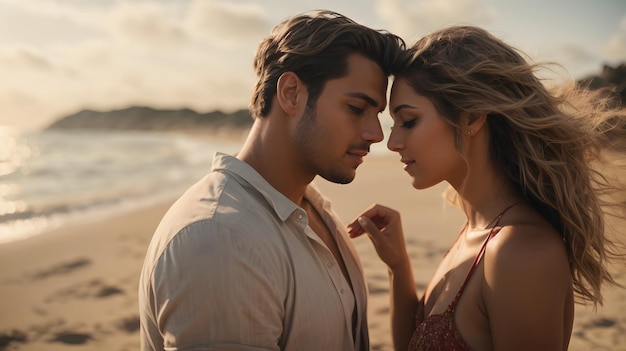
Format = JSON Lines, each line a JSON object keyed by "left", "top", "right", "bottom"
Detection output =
{"left": 139, "top": 10, "right": 406, "bottom": 350}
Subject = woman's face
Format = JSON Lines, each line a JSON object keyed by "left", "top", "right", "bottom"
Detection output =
{"left": 387, "top": 77, "right": 467, "bottom": 189}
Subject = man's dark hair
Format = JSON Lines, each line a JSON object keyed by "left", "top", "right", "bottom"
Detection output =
{"left": 250, "top": 10, "right": 407, "bottom": 118}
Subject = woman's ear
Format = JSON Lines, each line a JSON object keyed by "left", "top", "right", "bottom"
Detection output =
{"left": 465, "top": 112, "right": 488, "bottom": 136}
{"left": 276, "top": 72, "right": 303, "bottom": 116}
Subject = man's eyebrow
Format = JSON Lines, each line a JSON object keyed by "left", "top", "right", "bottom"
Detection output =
{"left": 344, "top": 92, "right": 383, "bottom": 111}
{"left": 392, "top": 104, "right": 416, "bottom": 114}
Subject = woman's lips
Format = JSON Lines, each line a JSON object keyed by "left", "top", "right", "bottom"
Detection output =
{"left": 400, "top": 159, "right": 415, "bottom": 171}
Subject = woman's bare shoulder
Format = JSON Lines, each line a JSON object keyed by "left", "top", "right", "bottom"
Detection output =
{"left": 491, "top": 221, "right": 565, "bottom": 255}
{"left": 479, "top": 217, "right": 574, "bottom": 347}
{"left": 483, "top": 220, "right": 571, "bottom": 289}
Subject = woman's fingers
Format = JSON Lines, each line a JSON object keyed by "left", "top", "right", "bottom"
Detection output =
{"left": 348, "top": 204, "right": 402, "bottom": 239}
{"left": 347, "top": 204, "right": 399, "bottom": 238}
{"left": 348, "top": 204, "right": 411, "bottom": 269}
{"left": 357, "top": 215, "right": 380, "bottom": 242}
{"left": 347, "top": 204, "right": 397, "bottom": 238}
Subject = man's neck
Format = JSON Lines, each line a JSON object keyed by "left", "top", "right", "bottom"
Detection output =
{"left": 237, "top": 119, "right": 314, "bottom": 205}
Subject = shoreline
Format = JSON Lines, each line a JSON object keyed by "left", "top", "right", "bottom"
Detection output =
{"left": 0, "top": 129, "right": 248, "bottom": 246}
{"left": 0, "top": 154, "right": 624, "bottom": 350}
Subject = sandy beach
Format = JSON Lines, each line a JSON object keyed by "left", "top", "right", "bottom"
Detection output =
{"left": 0, "top": 152, "right": 624, "bottom": 350}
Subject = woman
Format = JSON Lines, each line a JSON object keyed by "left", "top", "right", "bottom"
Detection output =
{"left": 347, "top": 26, "right": 625, "bottom": 350}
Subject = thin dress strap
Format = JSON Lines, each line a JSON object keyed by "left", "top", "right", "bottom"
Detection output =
{"left": 448, "top": 203, "right": 518, "bottom": 311}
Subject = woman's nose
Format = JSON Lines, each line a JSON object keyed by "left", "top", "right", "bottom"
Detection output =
{"left": 387, "top": 128, "right": 403, "bottom": 151}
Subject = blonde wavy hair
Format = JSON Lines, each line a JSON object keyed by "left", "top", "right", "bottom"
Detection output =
{"left": 398, "top": 25, "right": 626, "bottom": 306}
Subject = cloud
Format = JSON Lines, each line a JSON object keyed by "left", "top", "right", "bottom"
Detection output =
{"left": 526, "top": 43, "right": 608, "bottom": 81}
{"left": 0, "top": 0, "right": 107, "bottom": 31}
{"left": 375, "top": 0, "right": 497, "bottom": 42}
{"left": 185, "top": 0, "right": 271, "bottom": 47}
{"left": 0, "top": 90, "right": 48, "bottom": 129}
{"left": 548, "top": 44, "right": 598, "bottom": 65}
{"left": 0, "top": 0, "right": 105, "bottom": 49}
{"left": 0, "top": 47, "right": 53, "bottom": 71}
{"left": 110, "top": 2, "right": 186, "bottom": 48}
{"left": 606, "top": 16, "right": 626, "bottom": 61}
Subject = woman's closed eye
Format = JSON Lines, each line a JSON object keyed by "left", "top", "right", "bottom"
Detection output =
{"left": 401, "top": 119, "right": 417, "bottom": 129}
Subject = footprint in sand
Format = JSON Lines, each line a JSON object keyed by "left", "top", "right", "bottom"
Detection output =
{"left": 586, "top": 318, "right": 617, "bottom": 328}
{"left": 49, "top": 331, "right": 93, "bottom": 345}
{"left": 44, "top": 279, "right": 124, "bottom": 303}
{"left": 0, "top": 330, "right": 27, "bottom": 349}
{"left": 117, "top": 316, "right": 140, "bottom": 333}
{"left": 367, "top": 283, "right": 389, "bottom": 295}
{"left": 30, "top": 258, "right": 91, "bottom": 280}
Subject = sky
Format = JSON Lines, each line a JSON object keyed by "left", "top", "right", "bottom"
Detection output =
{"left": 0, "top": 0, "right": 624, "bottom": 131}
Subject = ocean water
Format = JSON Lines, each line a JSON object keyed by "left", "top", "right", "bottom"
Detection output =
{"left": 0, "top": 128, "right": 242, "bottom": 244}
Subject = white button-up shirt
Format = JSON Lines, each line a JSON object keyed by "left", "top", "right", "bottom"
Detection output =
{"left": 139, "top": 152, "right": 369, "bottom": 350}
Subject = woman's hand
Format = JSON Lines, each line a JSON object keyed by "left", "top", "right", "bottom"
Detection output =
{"left": 347, "top": 204, "right": 410, "bottom": 270}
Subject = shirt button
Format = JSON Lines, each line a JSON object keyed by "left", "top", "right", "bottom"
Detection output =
{"left": 327, "top": 261, "right": 334, "bottom": 268}
{"left": 297, "top": 213, "right": 303, "bottom": 220}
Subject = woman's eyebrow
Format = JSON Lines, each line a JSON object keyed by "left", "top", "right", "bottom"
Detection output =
{"left": 392, "top": 103, "right": 417, "bottom": 114}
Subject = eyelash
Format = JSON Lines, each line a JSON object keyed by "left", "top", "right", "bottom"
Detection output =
{"left": 348, "top": 105, "right": 365, "bottom": 115}
{"left": 401, "top": 119, "right": 417, "bottom": 129}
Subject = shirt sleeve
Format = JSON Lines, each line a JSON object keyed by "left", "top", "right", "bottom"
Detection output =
{"left": 149, "top": 219, "right": 286, "bottom": 350}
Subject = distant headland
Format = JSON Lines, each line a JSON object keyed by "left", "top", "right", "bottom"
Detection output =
{"left": 578, "top": 63, "right": 626, "bottom": 106}
{"left": 46, "top": 107, "right": 253, "bottom": 132}
{"left": 46, "top": 63, "right": 625, "bottom": 132}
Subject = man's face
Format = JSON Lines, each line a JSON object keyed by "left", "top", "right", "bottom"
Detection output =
{"left": 293, "top": 53, "right": 387, "bottom": 184}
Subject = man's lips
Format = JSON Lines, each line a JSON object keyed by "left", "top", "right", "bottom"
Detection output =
{"left": 348, "top": 149, "right": 369, "bottom": 157}
{"left": 347, "top": 149, "right": 369, "bottom": 165}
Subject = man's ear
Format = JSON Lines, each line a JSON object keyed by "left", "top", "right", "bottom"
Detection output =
{"left": 465, "top": 112, "right": 488, "bottom": 136}
{"left": 276, "top": 72, "right": 304, "bottom": 116}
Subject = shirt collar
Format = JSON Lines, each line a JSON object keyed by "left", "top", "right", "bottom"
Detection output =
{"left": 211, "top": 152, "right": 301, "bottom": 222}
